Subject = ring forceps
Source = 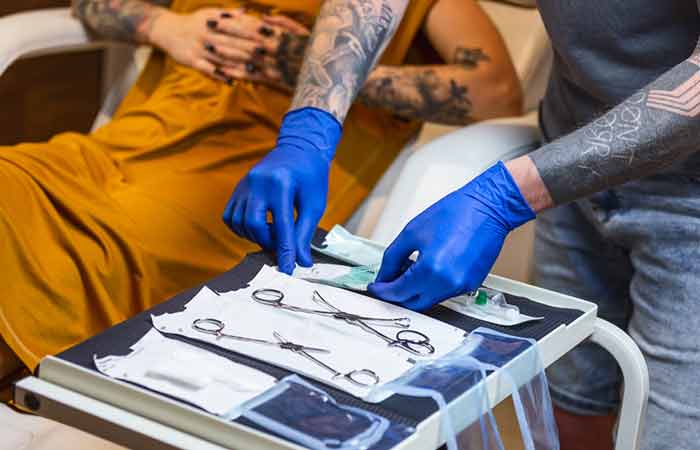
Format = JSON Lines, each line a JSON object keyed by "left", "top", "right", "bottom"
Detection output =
{"left": 192, "top": 318, "right": 380, "bottom": 387}
{"left": 252, "top": 289, "right": 435, "bottom": 356}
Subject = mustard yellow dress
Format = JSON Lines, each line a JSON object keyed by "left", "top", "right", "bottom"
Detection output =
{"left": 0, "top": 0, "right": 434, "bottom": 370}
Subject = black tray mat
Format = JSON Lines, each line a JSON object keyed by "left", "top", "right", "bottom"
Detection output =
{"left": 55, "top": 232, "right": 584, "bottom": 449}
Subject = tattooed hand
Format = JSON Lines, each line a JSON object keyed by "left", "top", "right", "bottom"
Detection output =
{"left": 210, "top": 14, "right": 311, "bottom": 91}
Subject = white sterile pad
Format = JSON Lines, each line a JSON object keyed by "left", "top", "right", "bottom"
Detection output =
{"left": 151, "top": 266, "right": 466, "bottom": 399}
{"left": 94, "top": 329, "right": 276, "bottom": 416}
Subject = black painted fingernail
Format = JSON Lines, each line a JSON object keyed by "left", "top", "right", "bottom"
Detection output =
{"left": 245, "top": 62, "right": 258, "bottom": 73}
{"left": 254, "top": 47, "right": 267, "bottom": 57}
{"left": 258, "top": 26, "right": 274, "bottom": 37}
{"left": 226, "top": 76, "right": 233, "bottom": 86}
{"left": 204, "top": 42, "right": 216, "bottom": 53}
{"left": 220, "top": 12, "right": 232, "bottom": 18}
{"left": 207, "top": 19, "right": 218, "bottom": 29}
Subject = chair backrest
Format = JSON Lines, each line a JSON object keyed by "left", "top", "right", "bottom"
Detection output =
{"left": 90, "top": 46, "right": 151, "bottom": 131}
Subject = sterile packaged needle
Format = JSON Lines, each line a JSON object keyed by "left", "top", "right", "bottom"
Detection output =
{"left": 444, "top": 287, "right": 543, "bottom": 326}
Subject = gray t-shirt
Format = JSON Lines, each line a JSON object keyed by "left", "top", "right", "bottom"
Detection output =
{"left": 537, "top": 0, "right": 700, "bottom": 143}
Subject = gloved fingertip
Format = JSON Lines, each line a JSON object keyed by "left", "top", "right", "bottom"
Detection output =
{"left": 297, "top": 247, "right": 314, "bottom": 267}
{"left": 277, "top": 251, "right": 295, "bottom": 275}
{"left": 366, "top": 282, "right": 379, "bottom": 297}
{"left": 366, "top": 282, "right": 393, "bottom": 302}
{"left": 403, "top": 296, "right": 434, "bottom": 312}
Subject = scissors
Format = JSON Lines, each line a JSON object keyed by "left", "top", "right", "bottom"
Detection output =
{"left": 192, "top": 318, "right": 380, "bottom": 388}
{"left": 251, "top": 289, "right": 435, "bottom": 356}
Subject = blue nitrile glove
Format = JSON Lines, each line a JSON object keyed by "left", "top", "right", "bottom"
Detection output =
{"left": 223, "top": 107, "right": 342, "bottom": 274}
{"left": 367, "top": 161, "right": 535, "bottom": 311}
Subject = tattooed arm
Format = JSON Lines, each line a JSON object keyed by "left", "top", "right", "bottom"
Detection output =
{"left": 72, "top": 0, "right": 171, "bottom": 43}
{"left": 269, "top": 0, "right": 520, "bottom": 125}
{"left": 358, "top": 0, "right": 521, "bottom": 125}
{"left": 508, "top": 39, "right": 700, "bottom": 211}
{"left": 290, "top": 0, "right": 410, "bottom": 121}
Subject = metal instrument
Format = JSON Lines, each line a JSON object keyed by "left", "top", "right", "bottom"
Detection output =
{"left": 251, "top": 288, "right": 435, "bottom": 356}
{"left": 191, "top": 318, "right": 380, "bottom": 387}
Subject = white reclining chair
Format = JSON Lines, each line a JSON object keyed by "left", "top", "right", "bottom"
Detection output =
{"left": 0, "top": 3, "right": 648, "bottom": 450}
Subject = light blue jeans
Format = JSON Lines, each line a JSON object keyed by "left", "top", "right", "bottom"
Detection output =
{"left": 536, "top": 173, "right": 700, "bottom": 450}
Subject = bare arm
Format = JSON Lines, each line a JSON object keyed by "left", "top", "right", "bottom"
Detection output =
{"left": 507, "top": 28, "right": 700, "bottom": 211}
{"left": 289, "top": 0, "right": 410, "bottom": 121}
{"left": 72, "top": 0, "right": 171, "bottom": 44}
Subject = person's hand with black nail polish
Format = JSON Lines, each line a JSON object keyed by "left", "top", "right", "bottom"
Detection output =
{"left": 147, "top": 7, "right": 264, "bottom": 84}
{"left": 207, "top": 13, "right": 310, "bottom": 91}
{"left": 147, "top": 7, "right": 310, "bottom": 88}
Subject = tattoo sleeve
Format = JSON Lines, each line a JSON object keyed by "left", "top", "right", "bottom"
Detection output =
{"left": 357, "top": 47, "right": 491, "bottom": 125}
{"left": 530, "top": 45, "right": 700, "bottom": 205}
{"left": 275, "top": 32, "right": 310, "bottom": 89}
{"left": 72, "top": 0, "right": 171, "bottom": 43}
{"left": 290, "top": 0, "right": 409, "bottom": 122}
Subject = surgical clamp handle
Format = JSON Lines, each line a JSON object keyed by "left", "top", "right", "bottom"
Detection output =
{"left": 273, "top": 332, "right": 380, "bottom": 388}
{"left": 191, "top": 318, "right": 329, "bottom": 354}
{"left": 313, "top": 291, "right": 436, "bottom": 357}
{"left": 252, "top": 288, "right": 411, "bottom": 328}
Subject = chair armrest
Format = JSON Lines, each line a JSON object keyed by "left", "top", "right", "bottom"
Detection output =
{"left": 0, "top": 8, "right": 109, "bottom": 76}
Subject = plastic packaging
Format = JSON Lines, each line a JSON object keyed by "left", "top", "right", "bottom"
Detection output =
{"left": 468, "top": 328, "right": 560, "bottom": 450}
{"left": 232, "top": 375, "right": 415, "bottom": 450}
{"left": 293, "top": 263, "right": 377, "bottom": 291}
{"left": 365, "top": 328, "right": 560, "bottom": 450}
{"left": 366, "top": 337, "right": 505, "bottom": 450}
{"left": 444, "top": 288, "right": 543, "bottom": 326}
{"left": 312, "top": 225, "right": 385, "bottom": 269}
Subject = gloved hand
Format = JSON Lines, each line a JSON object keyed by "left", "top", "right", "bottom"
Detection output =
{"left": 367, "top": 161, "right": 535, "bottom": 311}
{"left": 223, "top": 107, "right": 342, "bottom": 274}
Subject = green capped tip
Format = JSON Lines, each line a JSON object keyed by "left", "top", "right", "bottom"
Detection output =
{"left": 475, "top": 290, "right": 488, "bottom": 305}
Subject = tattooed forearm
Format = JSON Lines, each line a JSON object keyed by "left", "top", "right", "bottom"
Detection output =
{"left": 275, "top": 32, "right": 310, "bottom": 90}
{"left": 358, "top": 65, "right": 473, "bottom": 125}
{"left": 275, "top": 39, "right": 491, "bottom": 125}
{"left": 529, "top": 49, "right": 700, "bottom": 205}
{"left": 72, "top": 0, "right": 171, "bottom": 43}
{"left": 290, "top": 0, "right": 409, "bottom": 121}
{"left": 356, "top": 47, "right": 491, "bottom": 125}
